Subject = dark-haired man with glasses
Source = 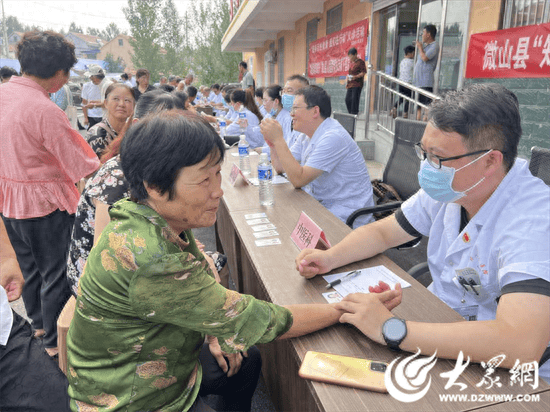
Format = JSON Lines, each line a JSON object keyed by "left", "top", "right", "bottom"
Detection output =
{"left": 261, "top": 85, "right": 375, "bottom": 228}
{"left": 294, "top": 83, "right": 550, "bottom": 382}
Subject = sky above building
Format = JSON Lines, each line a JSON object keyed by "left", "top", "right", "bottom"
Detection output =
{"left": 2, "top": 0, "right": 194, "bottom": 34}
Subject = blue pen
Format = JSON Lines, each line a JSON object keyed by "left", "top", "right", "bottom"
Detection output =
{"left": 325, "top": 270, "right": 361, "bottom": 289}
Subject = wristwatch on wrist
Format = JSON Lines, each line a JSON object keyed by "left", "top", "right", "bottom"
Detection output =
{"left": 382, "top": 317, "right": 407, "bottom": 351}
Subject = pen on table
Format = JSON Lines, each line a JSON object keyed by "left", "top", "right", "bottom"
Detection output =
{"left": 325, "top": 270, "right": 361, "bottom": 289}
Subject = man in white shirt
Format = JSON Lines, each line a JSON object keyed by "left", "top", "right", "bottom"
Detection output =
{"left": 239, "top": 61, "right": 254, "bottom": 92}
{"left": 83, "top": 64, "right": 113, "bottom": 117}
{"left": 261, "top": 85, "right": 374, "bottom": 228}
{"left": 295, "top": 83, "right": 550, "bottom": 382}
{"left": 81, "top": 76, "right": 103, "bottom": 128}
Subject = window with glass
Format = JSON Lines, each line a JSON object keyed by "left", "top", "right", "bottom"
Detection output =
{"left": 118, "top": 39, "right": 123, "bottom": 46}
{"left": 326, "top": 3, "right": 343, "bottom": 35}
{"left": 503, "top": 0, "right": 550, "bottom": 28}
{"left": 278, "top": 37, "right": 285, "bottom": 84}
{"left": 306, "top": 18, "right": 319, "bottom": 74}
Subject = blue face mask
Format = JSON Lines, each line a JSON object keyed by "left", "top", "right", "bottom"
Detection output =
{"left": 281, "top": 94, "right": 295, "bottom": 111}
{"left": 417, "top": 150, "right": 491, "bottom": 203}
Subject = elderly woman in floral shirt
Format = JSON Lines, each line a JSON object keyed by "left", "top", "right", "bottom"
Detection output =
{"left": 67, "top": 111, "right": 400, "bottom": 412}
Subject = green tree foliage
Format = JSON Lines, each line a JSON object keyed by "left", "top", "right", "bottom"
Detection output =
{"left": 102, "top": 22, "right": 122, "bottom": 41}
{"left": 69, "top": 22, "right": 83, "bottom": 34}
{"left": 87, "top": 27, "right": 101, "bottom": 36}
{"left": 104, "top": 53, "right": 125, "bottom": 72}
{"left": 160, "top": 0, "right": 184, "bottom": 77}
{"left": 123, "top": 0, "right": 164, "bottom": 81}
{"left": 5, "top": 16, "right": 30, "bottom": 36}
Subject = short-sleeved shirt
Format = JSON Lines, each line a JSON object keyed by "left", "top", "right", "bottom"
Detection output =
{"left": 66, "top": 156, "right": 129, "bottom": 296}
{"left": 261, "top": 109, "right": 293, "bottom": 156}
{"left": 346, "top": 58, "right": 366, "bottom": 89}
{"left": 132, "top": 85, "right": 156, "bottom": 102}
{"left": 81, "top": 81, "right": 103, "bottom": 118}
{"left": 0, "top": 76, "right": 99, "bottom": 219}
{"left": 241, "top": 70, "right": 254, "bottom": 90}
{"left": 225, "top": 108, "right": 263, "bottom": 148}
{"left": 414, "top": 41, "right": 439, "bottom": 88}
{"left": 399, "top": 158, "right": 550, "bottom": 379}
{"left": 290, "top": 118, "right": 375, "bottom": 228}
{"left": 399, "top": 57, "right": 414, "bottom": 84}
{"left": 67, "top": 199, "right": 293, "bottom": 411}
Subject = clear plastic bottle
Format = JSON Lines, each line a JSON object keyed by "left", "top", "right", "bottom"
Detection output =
{"left": 238, "top": 134, "right": 251, "bottom": 176}
{"left": 238, "top": 108, "right": 247, "bottom": 134}
{"left": 219, "top": 120, "right": 226, "bottom": 138}
{"left": 258, "top": 153, "right": 274, "bottom": 206}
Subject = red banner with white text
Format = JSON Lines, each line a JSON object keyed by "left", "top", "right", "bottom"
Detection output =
{"left": 308, "top": 19, "right": 368, "bottom": 78}
{"left": 466, "top": 23, "right": 550, "bottom": 78}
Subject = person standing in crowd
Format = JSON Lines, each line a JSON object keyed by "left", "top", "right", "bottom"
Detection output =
{"left": 82, "top": 69, "right": 104, "bottom": 129}
{"left": 132, "top": 68, "right": 156, "bottom": 102}
{"left": 50, "top": 79, "right": 72, "bottom": 111}
{"left": 183, "top": 73, "right": 194, "bottom": 90}
{"left": 391, "top": 45, "right": 415, "bottom": 119}
{"left": 345, "top": 47, "right": 366, "bottom": 115}
{"left": 83, "top": 64, "right": 113, "bottom": 117}
{"left": 121, "top": 72, "right": 133, "bottom": 87}
{"left": 0, "top": 31, "right": 99, "bottom": 359}
{"left": 0, "top": 66, "right": 18, "bottom": 83}
{"left": 168, "top": 75, "right": 178, "bottom": 87}
{"left": 414, "top": 24, "right": 439, "bottom": 120}
{"left": 261, "top": 86, "right": 374, "bottom": 227}
{"left": 187, "top": 85, "right": 198, "bottom": 106}
{"left": 86, "top": 83, "right": 135, "bottom": 158}
{"left": 296, "top": 83, "right": 550, "bottom": 383}
{"left": 239, "top": 61, "right": 254, "bottom": 92}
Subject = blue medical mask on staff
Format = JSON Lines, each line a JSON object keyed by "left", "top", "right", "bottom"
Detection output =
{"left": 417, "top": 150, "right": 492, "bottom": 203}
{"left": 281, "top": 94, "right": 295, "bottom": 111}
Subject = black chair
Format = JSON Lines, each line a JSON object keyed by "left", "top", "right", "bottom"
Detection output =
{"left": 346, "top": 118, "right": 427, "bottom": 228}
{"left": 528, "top": 146, "right": 550, "bottom": 185}
{"left": 333, "top": 111, "right": 357, "bottom": 139}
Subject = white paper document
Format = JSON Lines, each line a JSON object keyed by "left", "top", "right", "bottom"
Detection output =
{"left": 322, "top": 266, "right": 411, "bottom": 302}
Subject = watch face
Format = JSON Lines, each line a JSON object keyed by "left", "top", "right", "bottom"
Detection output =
{"left": 383, "top": 318, "right": 407, "bottom": 341}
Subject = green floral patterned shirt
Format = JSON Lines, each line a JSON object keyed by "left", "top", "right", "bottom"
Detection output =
{"left": 67, "top": 199, "right": 293, "bottom": 412}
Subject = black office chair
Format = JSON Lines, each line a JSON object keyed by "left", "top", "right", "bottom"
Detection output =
{"left": 528, "top": 146, "right": 550, "bottom": 185}
{"left": 333, "top": 111, "right": 358, "bottom": 140}
{"left": 346, "top": 118, "right": 427, "bottom": 229}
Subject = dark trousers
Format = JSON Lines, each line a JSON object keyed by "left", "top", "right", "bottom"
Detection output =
{"left": 345, "top": 86, "right": 363, "bottom": 115}
{"left": 195, "top": 343, "right": 262, "bottom": 412}
{"left": 0, "top": 310, "right": 71, "bottom": 412}
{"left": 393, "top": 84, "right": 413, "bottom": 112}
{"left": 1, "top": 210, "right": 73, "bottom": 348}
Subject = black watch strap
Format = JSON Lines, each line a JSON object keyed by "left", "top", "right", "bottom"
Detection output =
{"left": 382, "top": 317, "right": 407, "bottom": 351}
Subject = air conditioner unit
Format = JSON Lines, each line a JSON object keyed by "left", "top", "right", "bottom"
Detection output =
{"left": 266, "top": 49, "right": 278, "bottom": 63}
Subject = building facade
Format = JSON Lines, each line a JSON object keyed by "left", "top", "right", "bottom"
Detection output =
{"left": 97, "top": 34, "right": 135, "bottom": 72}
{"left": 222, "top": 0, "right": 549, "bottom": 160}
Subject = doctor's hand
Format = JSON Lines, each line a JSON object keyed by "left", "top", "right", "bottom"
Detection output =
{"left": 335, "top": 286, "right": 402, "bottom": 345}
{"left": 260, "top": 118, "right": 284, "bottom": 148}
{"left": 295, "top": 248, "right": 335, "bottom": 279}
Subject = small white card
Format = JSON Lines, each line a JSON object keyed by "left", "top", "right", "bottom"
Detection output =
{"left": 322, "top": 291, "right": 343, "bottom": 303}
{"left": 255, "top": 238, "right": 282, "bottom": 247}
{"left": 253, "top": 230, "right": 279, "bottom": 239}
{"left": 247, "top": 218, "right": 270, "bottom": 225}
{"left": 252, "top": 223, "right": 276, "bottom": 232}
{"left": 245, "top": 213, "right": 267, "bottom": 220}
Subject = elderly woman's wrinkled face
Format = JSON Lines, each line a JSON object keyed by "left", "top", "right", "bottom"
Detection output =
{"left": 147, "top": 152, "right": 223, "bottom": 233}
{"left": 105, "top": 87, "right": 134, "bottom": 121}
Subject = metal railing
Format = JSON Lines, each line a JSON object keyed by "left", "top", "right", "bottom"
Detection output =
{"left": 369, "top": 70, "right": 440, "bottom": 136}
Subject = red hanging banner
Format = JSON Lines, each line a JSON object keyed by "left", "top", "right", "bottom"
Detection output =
{"left": 466, "top": 22, "right": 550, "bottom": 78}
{"left": 308, "top": 19, "right": 369, "bottom": 79}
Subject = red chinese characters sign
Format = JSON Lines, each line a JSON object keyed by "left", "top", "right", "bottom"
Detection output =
{"left": 466, "top": 22, "right": 550, "bottom": 78}
{"left": 308, "top": 19, "right": 368, "bottom": 78}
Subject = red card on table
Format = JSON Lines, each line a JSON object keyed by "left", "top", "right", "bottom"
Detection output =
{"left": 291, "top": 212, "right": 331, "bottom": 251}
{"left": 229, "top": 163, "right": 250, "bottom": 186}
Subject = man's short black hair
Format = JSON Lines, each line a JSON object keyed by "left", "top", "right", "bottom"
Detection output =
{"left": 121, "top": 73, "right": 129, "bottom": 80}
{"left": 295, "top": 85, "right": 331, "bottom": 119}
{"left": 0, "top": 66, "right": 18, "bottom": 79}
{"left": 121, "top": 110, "right": 225, "bottom": 201}
{"left": 160, "top": 84, "right": 175, "bottom": 93}
{"left": 404, "top": 45, "right": 415, "bottom": 55}
{"left": 16, "top": 31, "right": 77, "bottom": 79}
{"left": 211, "top": 83, "right": 220, "bottom": 90}
{"left": 254, "top": 87, "right": 264, "bottom": 99}
{"left": 239, "top": 61, "right": 247, "bottom": 70}
{"left": 348, "top": 47, "right": 358, "bottom": 56}
{"left": 286, "top": 74, "right": 309, "bottom": 87}
{"left": 187, "top": 86, "right": 197, "bottom": 98}
{"left": 424, "top": 24, "right": 437, "bottom": 40}
{"left": 428, "top": 83, "right": 521, "bottom": 172}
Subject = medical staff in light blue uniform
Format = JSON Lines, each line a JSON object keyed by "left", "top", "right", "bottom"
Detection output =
{"left": 225, "top": 89, "right": 264, "bottom": 148}
{"left": 260, "top": 85, "right": 292, "bottom": 156}
{"left": 261, "top": 86, "right": 374, "bottom": 228}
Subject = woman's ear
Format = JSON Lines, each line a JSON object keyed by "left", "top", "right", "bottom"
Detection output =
{"left": 143, "top": 181, "right": 164, "bottom": 201}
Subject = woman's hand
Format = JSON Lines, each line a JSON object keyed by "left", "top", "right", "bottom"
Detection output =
{"left": 295, "top": 248, "right": 334, "bottom": 279}
{"left": 335, "top": 287, "right": 402, "bottom": 345}
{"left": 206, "top": 335, "right": 247, "bottom": 377}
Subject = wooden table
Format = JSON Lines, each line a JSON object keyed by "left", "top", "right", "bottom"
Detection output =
{"left": 215, "top": 149, "right": 549, "bottom": 412}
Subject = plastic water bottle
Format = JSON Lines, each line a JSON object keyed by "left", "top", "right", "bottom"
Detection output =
{"left": 238, "top": 135, "right": 251, "bottom": 176}
{"left": 258, "top": 153, "right": 274, "bottom": 206}
{"left": 238, "top": 108, "right": 247, "bottom": 134}
{"left": 219, "top": 120, "right": 226, "bottom": 138}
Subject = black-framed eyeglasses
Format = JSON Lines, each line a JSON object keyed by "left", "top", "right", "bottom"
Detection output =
{"left": 290, "top": 105, "right": 314, "bottom": 114}
{"left": 414, "top": 142, "right": 491, "bottom": 169}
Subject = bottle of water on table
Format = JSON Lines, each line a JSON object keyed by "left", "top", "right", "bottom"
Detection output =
{"left": 258, "top": 153, "right": 274, "bottom": 206}
{"left": 219, "top": 120, "right": 226, "bottom": 139}
{"left": 238, "top": 134, "right": 251, "bottom": 176}
{"left": 238, "top": 108, "right": 247, "bottom": 134}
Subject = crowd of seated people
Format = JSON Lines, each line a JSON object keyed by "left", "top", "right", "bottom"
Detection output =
{"left": 1, "top": 29, "right": 548, "bottom": 412}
